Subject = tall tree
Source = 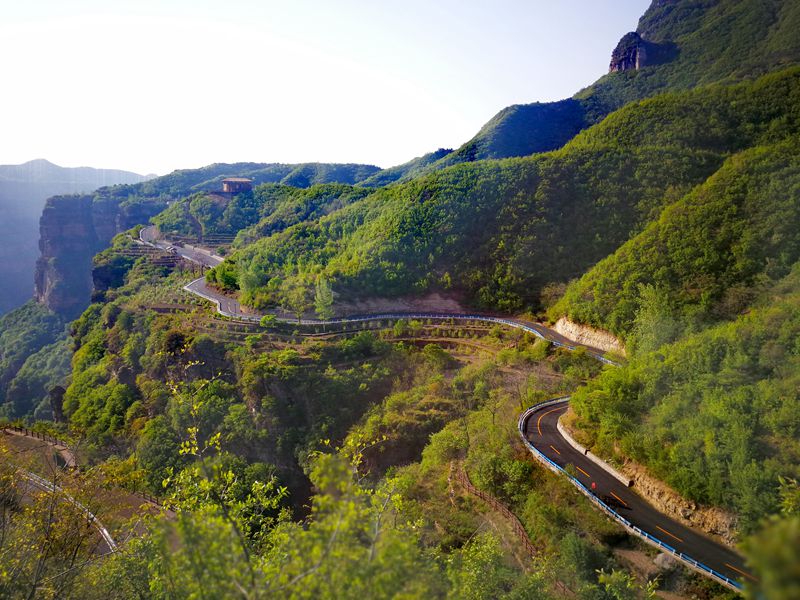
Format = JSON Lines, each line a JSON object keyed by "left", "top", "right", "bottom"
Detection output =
{"left": 280, "top": 278, "right": 311, "bottom": 324}
{"left": 314, "top": 276, "right": 335, "bottom": 322}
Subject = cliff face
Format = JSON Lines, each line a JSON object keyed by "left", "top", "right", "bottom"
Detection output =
{"left": 553, "top": 317, "right": 626, "bottom": 357}
{"left": 609, "top": 32, "right": 649, "bottom": 72}
{"left": 35, "top": 195, "right": 165, "bottom": 318}
{"left": 0, "top": 159, "right": 149, "bottom": 315}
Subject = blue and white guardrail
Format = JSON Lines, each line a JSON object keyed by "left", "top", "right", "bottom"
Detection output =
{"left": 517, "top": 403, "right": 743, "bottom": 592}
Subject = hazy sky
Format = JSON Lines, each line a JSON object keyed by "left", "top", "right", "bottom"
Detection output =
{"left": 1, "top": 0, "right": 650, "bottom": 175}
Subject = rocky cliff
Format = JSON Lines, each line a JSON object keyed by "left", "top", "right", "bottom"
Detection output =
{"left": 553, "top": 317, "right": 626, "bottom": 356}
{"left": 609, "top": 32, "right": 649, "bottom": 72}
{"left": 35, "top": 195, "right": 165, "bottom": 318}
{"left": 0, "top": 159, "right": 149, "bottom": 315}
{"left": 621, "top": 461, "right": 739, "bottom": 546}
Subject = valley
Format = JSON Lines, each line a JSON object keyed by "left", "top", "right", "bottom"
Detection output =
{"left": 2, "top": 1, "right": 800, "bottom": 598}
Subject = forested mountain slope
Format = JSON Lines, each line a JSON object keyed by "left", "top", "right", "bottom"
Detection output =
{"left": 567, "top": 261, "right": 800, "bottom": 532}
{"left": 0, "top": 301, "right": 67, "bottom": 419}
{"left": 6, "top": 1, "right": 800, "bottom": 596}
{"left": 2, "top": 161, "right": 382, "bottom": 418}
{"left": 203, "top": 67, "right": 800, "bottom": 316}
{"left": 384, "top": 0, "right": 800, "bottom": 182}
{"left": 551, "top": 134, "right": 800, "bottom": 337}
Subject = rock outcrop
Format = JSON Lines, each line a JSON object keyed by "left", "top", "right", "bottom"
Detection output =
{"left": 620, "top": 462, "right": 739, "bottom": 546}
{"left": 35, "top": 194, "right": 165, "bottom": 318}
{"left": 609, "top": 32, "right": 649, "bottom": 72}
{"left": 553, "top": 317, "right": 626, "bottom": 356}
{"left": 561, "top": 412, "right": 739, "bottom": 546}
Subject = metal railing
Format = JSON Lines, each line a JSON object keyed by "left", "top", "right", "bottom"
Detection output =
{"left": 20, "top": 469, "right": 117, "bottom": 552}
{"left": 3, "top": 425, "right": 164, "bottom": 509}
{"left": 453, "top": 465, "right": 537, "bottom": 557}
{"left": 3, "top": 424, "right": 71, "bottom": 450}
{"left": 183, "top": 277, "right": 621, "bottom": 366}
{"left": 517, "top": 403, "right": 743, "bottom": 593}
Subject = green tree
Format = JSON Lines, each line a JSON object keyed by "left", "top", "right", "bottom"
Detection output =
{"left": 743, "top": 516, "right": 800, "bottom": 600}
{"left": 259, "top": 314, "right": 277, "bottom": 328}
{"left": 314, "top": 275, "right": 335, "bottom": 321}
{"left": 137, "top": 415, "right": 184, "bottom": 492}
{"left": 629, "top": 284, "right": 682, "bottom": 355}
{"left": 280, "top": 278, "right": 311, "bottom": 324}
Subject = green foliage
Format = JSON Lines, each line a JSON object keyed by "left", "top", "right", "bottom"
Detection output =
{"left": 314, "top": 275, "right": 335, "bottom": 320}
{"left": 280, "top": 276, "right": 312, "bottom": 322}
{"left": 203, "top": 69, "right": 800, "bottom": 316}
{"left": 445, "top": 533, "right": 518, "bottom": 599}
{"left": 628, "top": 284, "right": 683, "bottom": 355}
{"left": 403, "top": 0, "right": 800, "bottom": 179}
{"left": 0, "top": 445, "right": 112, "bottom": 599}
{"left": 117, "top": 161, "right": 379, "bottom": 200}
{"left": 558, "top": 532, "right": 609, "bottom": 587}
{"left": 137, "top": 415, "right": 185, "bottom": 492}
{"left": 555, "top": 133, "right": 800, "bottom": 337}
{"left": 4, "top": 339, "right": 71, "bottom": 420}
{"left": 742, "top": 515, "right": 800, "bottom": 600}
{"left": 225, "top": 143, "right": 720, "bottom": 313}
{"left": 359, "top": 148, "right": 453, "bottom": 187}
{"left": 570, "top": 266, "right": 800, "bottom": 528}
{"left": 156, "top": 182, "right": 372, "bottom": 244}
{"left": 0, "top": 301, "right": 67, "bottom": 418}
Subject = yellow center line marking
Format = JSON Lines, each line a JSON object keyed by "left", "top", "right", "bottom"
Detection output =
{"left": 610, "top": 491, "right": 628, "bottom": 507}
{"left": 725, "top": 563, "right": 758, "bottom": 582}
{"left": 536, "top": 407, "right": 563, "bottom": 436}
{"left": 549, "top": 445, "right": 561, "bottom": 455}
{"left": 576, "top": 466, "right": 591, "bottom": 478}
{"left": 656, "top": 525, "right": 684, "bottom": 544}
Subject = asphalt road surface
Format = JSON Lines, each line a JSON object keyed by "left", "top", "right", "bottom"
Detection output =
{"left": 139, "top": 226, "right": 223, "bottom": 269}
{"left": 524, "top": 400, "right": 754, "bottom": 588}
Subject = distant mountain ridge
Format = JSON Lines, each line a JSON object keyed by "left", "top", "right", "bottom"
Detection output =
{"left": 32, "top": 160, "right": 382, "bottom": 318}
{"left": 0, "top": 158, "right": 150, "bottom": 187}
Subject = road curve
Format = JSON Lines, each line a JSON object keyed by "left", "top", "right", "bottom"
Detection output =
{"left": 145, "top": 226, "right": 750, "bottom": 591}
{"left": 140, "top": 226, "right": 616, "bottom": 362}
{"left": 19, "top": 470, "right": 117, "bottom": 554}
{"left": 521, "top": 400, "right": 751, "bottom": 591}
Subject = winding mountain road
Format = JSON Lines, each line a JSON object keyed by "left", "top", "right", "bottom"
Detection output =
{"left": 522, "top": 400, "right": 751, "bottom": 591}
{"left": 141, "top": 225, "right": 752, "bottom": 591}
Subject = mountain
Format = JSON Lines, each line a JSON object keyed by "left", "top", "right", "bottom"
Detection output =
{"left": 358, "top": 148, "right": 453, "bottom": 187}
{"left": 203, "top": 66, "right": 800, "bottom": 316}
{"left": 187, "top": 1, "right": 800, "bottom": 537}
{"left": 33, "top": 161, "right": 382, "bottom": 319}
{"left": 0, "top": 159, "right": 149, "bottom": 314}
{"left": 379, "top": 0, "right": 800, "bottom": 182}
{"left": 551, "top": 69, "right": 800, "bottom": 337}
{"left": 5, "top": 1, "right": 800, "bottom": 596}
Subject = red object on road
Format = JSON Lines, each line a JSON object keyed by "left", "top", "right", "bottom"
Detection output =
{"left": 591, "top": 482, "right": 596, "bottom": 491}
